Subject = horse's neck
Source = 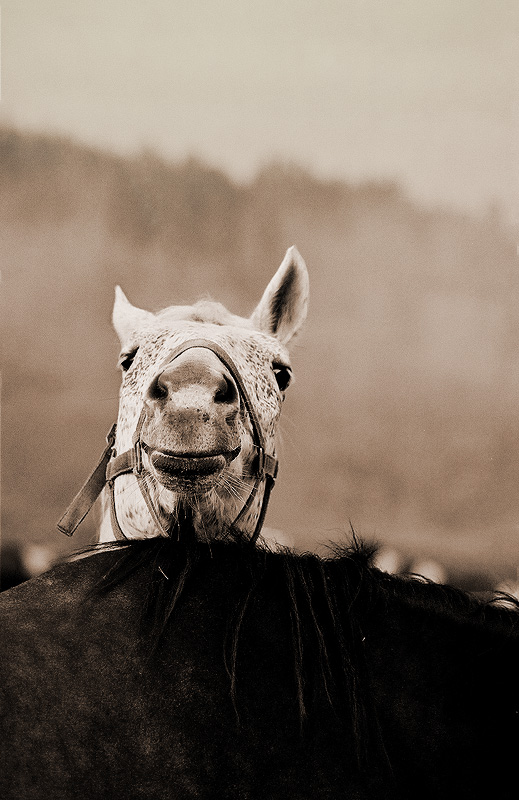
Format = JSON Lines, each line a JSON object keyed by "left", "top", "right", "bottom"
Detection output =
{"left": 97, "top": 488, "right": 115, "bottom": 543}
{"left": 97, "top": 479, "right": 179, "bottom": 543}
{"left": 97, "top": 489, "right": 114, "bottom": 543}
{"left": 96, "top": 482, "right": 289, "bottom": 546}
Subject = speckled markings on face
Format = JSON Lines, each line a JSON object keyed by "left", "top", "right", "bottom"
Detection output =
{"left": 116, "top": 320, "right": 287, "bottom": 450}
{"left": 100, "top": 246, "right": 308, "bottom": 544}
{"left": 109, "top": 308, "right": 287, "bottom": 542}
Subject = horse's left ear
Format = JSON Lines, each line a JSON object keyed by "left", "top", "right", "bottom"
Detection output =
{"left": 250, "top": 246, "right": 309, "bottom": 346}
{"left": 112, "top": 286, "right": 153, "bottom": 349}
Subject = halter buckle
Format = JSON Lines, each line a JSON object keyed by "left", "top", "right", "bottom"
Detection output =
{"left": 106, "top": 423, "right": 117, "bottom": 449}
{"left": 257, "top": 447, "right": 266, "bottom": 475}
{"left": 256, "top": 448, "right": 278, "bottom": 481}
{"left": 133, "top": 439, "right": 143, "bottom": 475}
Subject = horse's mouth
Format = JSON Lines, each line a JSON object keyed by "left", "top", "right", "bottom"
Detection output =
{"left": 144, "top": 444, "right": 241, "bottom": 490}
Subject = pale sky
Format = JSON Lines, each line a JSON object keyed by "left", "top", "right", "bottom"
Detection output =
{"left": 2, "top": 1, "right": 518, "bottom": 215}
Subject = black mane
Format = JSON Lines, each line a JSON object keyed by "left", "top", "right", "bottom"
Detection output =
{"left": 86, "top": 533, "right": 382, "bottom": 767}
{"left": 87, "top": 532, "right": 519, "bottom": 635}
{"left": 80, "top": 532, "right": 519, "bottom": 773}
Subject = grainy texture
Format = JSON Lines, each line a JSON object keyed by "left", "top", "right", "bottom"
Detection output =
{"left": 1, "top": 537, "right": 518, "bottom": 799}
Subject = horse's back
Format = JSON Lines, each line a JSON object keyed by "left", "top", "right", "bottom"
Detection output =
{"left": 1, "top": 541, "right": 518, "bottom": 799}
{"left": 0, "top": 546, "right": 381, "bottom": 799}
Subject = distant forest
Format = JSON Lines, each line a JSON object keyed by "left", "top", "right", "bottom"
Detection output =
{"left": 2, "top": 126, "right": 519, "bottom": 578}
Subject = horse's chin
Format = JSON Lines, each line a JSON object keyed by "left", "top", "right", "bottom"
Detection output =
{"left": 152, "top": 470, "right": 221, "bottom": 495}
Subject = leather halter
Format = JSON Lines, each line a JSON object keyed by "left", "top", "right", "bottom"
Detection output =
{"left": 57, "top": 338, "right": 279, "bottom": 546}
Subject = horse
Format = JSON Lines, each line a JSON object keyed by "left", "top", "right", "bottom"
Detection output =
{"left": 1, "top": 248, "right": 518, "bottom": 799}
{"left": 56, "top": 245, "right": 309, "bottom": 548}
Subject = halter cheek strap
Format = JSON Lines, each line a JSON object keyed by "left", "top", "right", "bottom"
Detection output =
{"left": 57, "top": 338, "right": 279, "bottom": 546}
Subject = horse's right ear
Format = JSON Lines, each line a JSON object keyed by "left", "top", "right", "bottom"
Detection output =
{"left": 112, "top": 286, "right": 152, "bottom": 348}
{"left": 250, "top": 246, "right": 309, "bottom": 346}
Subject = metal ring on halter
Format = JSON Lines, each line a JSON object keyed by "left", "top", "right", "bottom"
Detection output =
{"left": 58, "top": 339, "right": 279, "bottom": 545}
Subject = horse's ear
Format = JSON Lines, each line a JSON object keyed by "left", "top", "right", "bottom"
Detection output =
{"left": 112, "top": 286, "right": 152, "bottom": 348}
{"left": 250, "top": 246, "right": 309, "bottom": 346}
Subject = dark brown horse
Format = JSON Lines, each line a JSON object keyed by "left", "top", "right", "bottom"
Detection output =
{"left": 1, "top": 533, "right": 518, "bottom": 799}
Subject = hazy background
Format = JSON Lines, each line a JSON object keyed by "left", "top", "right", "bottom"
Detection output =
{"left": 1, "top": 1, "right": 519, "bottom": 586}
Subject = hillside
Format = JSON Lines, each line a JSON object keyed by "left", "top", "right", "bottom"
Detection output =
{"left": 2, "top": 127, "right": 519, "bottom": 579}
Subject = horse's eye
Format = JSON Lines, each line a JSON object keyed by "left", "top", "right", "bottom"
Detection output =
{"left": 272, "top": 363, "right": 292, "bottom": 392}
{"left": 118, "top": 347, "right": 139, "bottom": 372}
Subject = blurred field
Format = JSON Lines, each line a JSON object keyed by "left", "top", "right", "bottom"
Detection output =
{"left": 2, "top": 126, "right": 519, "bottom": 583}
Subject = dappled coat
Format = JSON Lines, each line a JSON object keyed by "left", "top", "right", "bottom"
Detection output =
{"left": 1, "top": 536, "right": 518, "bottom": 799}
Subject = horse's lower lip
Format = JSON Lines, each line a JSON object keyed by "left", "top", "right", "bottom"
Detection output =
{"left": 148, "top": 446, "right": 240, "bottom": 478}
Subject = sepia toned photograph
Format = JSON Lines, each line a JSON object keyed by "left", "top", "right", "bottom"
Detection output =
{"left": 1, "top": 2, "right": 518, "bottom": 797}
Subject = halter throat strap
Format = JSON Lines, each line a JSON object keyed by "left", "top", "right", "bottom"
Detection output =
{"left": 58, "top": 338, "right": 279, "bottom": 545}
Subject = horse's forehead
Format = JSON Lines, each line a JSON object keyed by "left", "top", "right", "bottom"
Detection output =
{"left": 131, "top": 302, "right": 288, "bottom": 373}
{"left": 156, "top": 300, "right": 245, "bottom": 328}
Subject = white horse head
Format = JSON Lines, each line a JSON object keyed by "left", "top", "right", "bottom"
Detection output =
{"left": 98, "top": 247, "right": 309, "bottom": 544}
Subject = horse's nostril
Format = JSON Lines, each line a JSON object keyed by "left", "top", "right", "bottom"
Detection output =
{"left": 147, "top": 374, "right": 168, "bottom": 402}
{"left": 214, "top": 374, "right": 238, "bottom": 406}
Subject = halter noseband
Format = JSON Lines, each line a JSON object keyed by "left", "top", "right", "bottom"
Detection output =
{"left": 57, "top": 338, "right": 278, "bottom": 546}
